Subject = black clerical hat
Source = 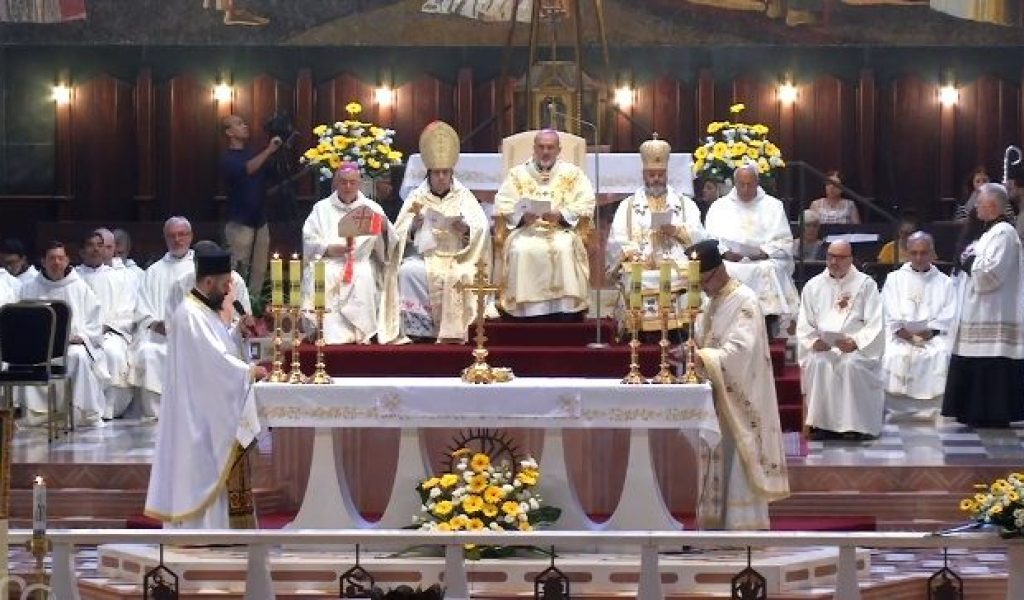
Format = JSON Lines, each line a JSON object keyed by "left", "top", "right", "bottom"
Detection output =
{"left": 685, "top": 239, "right": 723, "bottom": 273}
{"left": 194, "top": 241, "right": 231, "bottom": 279}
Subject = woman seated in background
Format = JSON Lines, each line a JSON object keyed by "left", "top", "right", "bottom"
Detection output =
{"left": 877, "top": 217, "right": 918, "bottom": 264}
{"left": 953, "top": 166, "right": 990, "bottom": 220}
{"left": 792, "top": 209, "right": 826, "bottom": 260}
{"left": 693, "top": 177, "right": 719, "bottom": 223}
{"left": 809, "top": 170, "right": 861, "bottom": 224}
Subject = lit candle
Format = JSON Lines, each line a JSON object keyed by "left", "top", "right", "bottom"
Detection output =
{"left": 270, "top": 253, "right": 283, "bottom": 306}
{"left": 32, "top": 476, "right": 46, "bottom": 536}
{"left": 659, "top": 261, "right": 672, "bottom": 309}
{"left": 289, "top": 253, "right": 302, "bottom": 308}
{"left": 687, "top": 256, "right": 702, "bottom": 309}
{"left": 629, "top": 262, "right": 642, "bottom": 310}
{"left": 314, "top": 255, "right": 326, "bottom": 310}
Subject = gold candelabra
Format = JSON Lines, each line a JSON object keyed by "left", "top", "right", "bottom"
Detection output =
{"left": 650, "top": 306, "right": 678, "bottom": 384}
{"left": 621, "top": 308, "right": 649, "bottom": 384}
{"left": 682, "top": 307, "right": 703, "bottom": 384}
{"left": 24, "top": 533, "right": 50, "bottom": 599}
{"left": 456, "top": 259, "right": 513, "bottom": 384}
{"left": 267, "top": 304, "right": 288, "bottom": 382}
{"left": 310, "top": 307, "right": 331, "bottom": 384}
{"left": 287, "top": 305, "right": 308, "bottom": 384}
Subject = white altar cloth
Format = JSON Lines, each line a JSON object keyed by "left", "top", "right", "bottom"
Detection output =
{"left": 399, "top": 153, "right": 695, "bottom": 199}
{"left": 255, "top": 377, "right": 716, "bottom": 532}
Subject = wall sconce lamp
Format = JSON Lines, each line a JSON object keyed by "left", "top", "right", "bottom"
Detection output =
{"left": 213, "top": 82, "right": 234, "bottom": 104}
{"left": 778, "top": 81, "right": 798, "bottom": 105}
{"left": 613, "top": 86, "right": 635, "bottom": 109}
{"left": 939, "top": 84, "right": 959, "bottom": 107}
{"left": 51, "top": 83, "right": 72, "bottom": 105}
{"left": 374, "top": 86, "right": 395, "bottom": 107}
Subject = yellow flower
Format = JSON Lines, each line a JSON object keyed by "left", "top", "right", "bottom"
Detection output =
{"left": 729, "top": 103, "right": 745, "bottom": 114}
{"left": 501, "top": 501, "right": 521, "bottom": 516}
{"left": 357, "top": 136, "right": 373, "bottom": 147}
{"left": 518, "top": 521, "right": 533, "bottom": 531}
{"left": 517, "top": 469, "right": 538, "bottom": 486}
{"left": 313, "top": 124, "right": 328, "bottom": 136}
{"left": 746, "top": 147, "right": 760, "bottom": 159}
{"left": 694, "top": 146, "right": 709, "bottom": 160}
{"left": 989, "top": 504, "right": 1004, "bottom": 516}
{"left": 757, "top": 157, "right": 770, "bottom": 173}
{"left": 692, "top": 158, "right": 705, "bottom": 173}
{"left": 468, "top": 518, "right": 485, "bottom": 531}
{"left": 328, "top": 155, "right": 342, "bottom": 170}
{"left": 730, "top": 142, "right": 748, "bottom": 157}
{"left": 462, "top": 494, "right": 484, "bottom": 514}
{"left": 483, "top": 503, "right": 499, "bottom": 518}
{"left": 751, "top": 124, "right": 769, "bottom": 136}
{"left": 764, "top": 143, "right": 780, "bottom": 157}
{"left": 421, "top": 477, "right": 441, "bottom": 490}
{"left": 388, "top": 150, "right": 403, "bottom": 161}
{"left": 470, "top": 453, "right": 491, "bottom": 473}
{"left": 317, "top": 142, "right": 332, "bottom": 154}
{"left": 467, "top": 474, "right": 488, "bottom": 493}
{"left": 303, "top": 148, "right": 320, "bottom": 161}
{"left": 435, "top": 522, "right": 452, "bottom": 532}
{"left": 1009, "top": 491, "right": 1020, "bottom": 502}
{"left": 450, "top": 514, "right": 470, "bottom": 530}
{"left": 440, "top": 473, "right": 460, "bottom": 488}
{"left": 451, "top": 448, "right": 472, "bottom": 459}
{"left": 712, "top": 142, "right": 728, "bottom": 159}
{"left": 484, "top": 486, "right": 505, "bottom": 504}
{"left": 369, "top": 126, "right": 384, "bottom": 138}
{"left": 960, "top": 498, "right": 977, "bottom": 512}
{"left": 707, "top": 121, "right": 725, "bottom": 134}
{"left": 345, "top": 101, "right": 363, "bottom": 115}
{"left": 433, "top": 500, "right": 454, "bottom": 516}
{"left": 367, "top": 158, "right": 381, "bottom": 170}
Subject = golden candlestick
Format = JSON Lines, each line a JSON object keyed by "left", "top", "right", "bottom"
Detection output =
{"left": 310, "top": 307, "right": 331, "bottom": 384}
{"left": 682, "top": 307, "right": 703, "bottom": 384}
{"left": 287, "top": 305, "right": 308, "bottom": 384}
{"left": 456, "top": 259, "right": 513, "bottom": 384}
{"left": 621, "top": 308, "right": 649, "bottom": 384}
{"left": 24, "top": 533, "right": 50, "bottom": 599}
{"left": 651, "top": 307, "right": 678, "bottom": 384}
{"left": 267, "top": 304, "right": 287, "bottom": 382}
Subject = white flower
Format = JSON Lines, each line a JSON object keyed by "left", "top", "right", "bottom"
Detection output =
{"left": 320, "top": 167, "right": 333, "bottom": 179}
{"left": 463, "top": 471, "right": 474, "bottom": 483}
{"left": 518, "top": 512, "right": 529, "bottom": 522}
{"left": 513, "top": 480, "right": 522, "bottom": 488}
{"left": 529, "top": 498, "right": 540, "bottom": 510}
{"left": 429, "top": 487, "right": 442, "bottom": 499}
{"left": 357, "top": 157, "right": 366, "bottom": 165}
{"left": 504, "top": 515, "right": 515, "bottom": 524}
{"left": 489, "top": 522, "right": 502, "bottom": 531}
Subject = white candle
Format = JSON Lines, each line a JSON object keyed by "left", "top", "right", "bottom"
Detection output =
{"left": 32, "top": 476, "right": 45, "bottom": 536}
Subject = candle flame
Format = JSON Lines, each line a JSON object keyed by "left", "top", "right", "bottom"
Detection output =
{"left": 272, "top": 252, "right": 280, "bottom": 259}
{"left": 690, "top": 252, "right": 698, "bottom": 260}
{"left": 292, "top": 253, "right": 299, "bottom": 260}
{"left": 34, "top": 476, "right": 44, "bottom": 485}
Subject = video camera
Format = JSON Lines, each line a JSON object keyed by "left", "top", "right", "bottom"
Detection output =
{"left": 264, "top": 111, "right": 297, "bottom": 147}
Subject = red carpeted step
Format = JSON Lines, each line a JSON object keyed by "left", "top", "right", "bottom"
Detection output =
{"left": 768, "top": 340, "right": 786, "bottom": 376}
{"left": 774, "top": 364, "right": 803, "bottom": 432}
{"left": 471, "top": 319, "right": 617, "bottom": 347}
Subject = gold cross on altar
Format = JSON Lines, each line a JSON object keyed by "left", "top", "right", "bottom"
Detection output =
{"left": 455, "top": 259, "right": 511, "bottom": 383}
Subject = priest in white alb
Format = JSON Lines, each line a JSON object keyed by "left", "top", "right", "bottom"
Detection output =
{"left": 704, "top": 164, "right": 799, "bottom": 327}
{"left": 881, "top": 232, "right": 955, "bottom": 419}
{"left": 379, "top": 121, "right": 490, "bottom": 344}
{"left": 75, "top": 230, "right": 137, "bottom": 419}
{"left": 608, "top": 134, "right": 705, "bottom": 334}
{"left": 798, "top": 240, "right": 885, "bottom": 439}
{"left": 494, "top": 129, "right": 595, "bottom": 320}
{"left": 20, "top": 241, "right": 108, "bottom": 427}
{"left": 145, "top": 245, "right": 266, "bottom": 529}
{"left": 131, "top": 217, "right": 195, "bottom": 418}
{"left": 687, "top": 240, "right": 789, "bottom": 530}
{"left": 302, "top": 162, "right": 395, "bottom": 343}
{"left": 112, "top": 228, "right": 145, "bottom": 287}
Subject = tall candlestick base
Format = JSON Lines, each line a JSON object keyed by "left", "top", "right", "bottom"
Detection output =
{"left": 287, "top": 305, "right": 308, "bottom": 384}
{"left": 651, "top": 307, "right": 678, "bottom": 384}
{"left": 621, "top": 309, "right": 649, "bottom": 384}
{"left": 311, "top": 307, "right": 331, "bottom": 385}
{"left": 267, "top": 305, "right": 287, "bottom": 383}
{"left": 456, "top": 259, "right": 513, "bottom": 384}
{"left": 25, "top": 533, "right": 51, "bottom": 600}
{"left": 682, "top": 307, "right": 703, "bottom": 384}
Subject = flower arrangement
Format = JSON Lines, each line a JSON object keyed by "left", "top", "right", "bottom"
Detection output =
{"left": 692, "top": 103, "right": 785, "bottom": 183}
{"left": 300, "top": 101, "right": 403, "bottom": 181}
{"left": 414, "top": 448, "right": 560, "bottom": 558}
{"left": 959, "top": 472, "right": 1024, "bottom": 537}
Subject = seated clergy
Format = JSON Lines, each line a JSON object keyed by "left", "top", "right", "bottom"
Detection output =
{"left": 379, "top": 121, "right": 491, "bottom": 344}
{"left": 797, "top": 240, "right": 885, "bottom": 440}
{"left": 880, "top": 232, "right": 955, "bottom": 419}
{"left": 75, "top": 230, "right": 137, "bottom": 419}
{"left": 704, "top": 164, "right": 800, "bottom": 328}
{"left": 494, "top": 129, "right": 595, "bottom": 320}
{"left": 302, "top": 162, "right": 395, "bottom": 344}
{"left": 131, "top": 217, "right": 195, "bottom": 418}
{"left": 20, "top": 241, "right": 108, "bottom": 427}
{"left": 607, "top": 134, "right": 705, "bottom": 333}
{"left": 167, "top": 240, "right": 252, "bottom": 321}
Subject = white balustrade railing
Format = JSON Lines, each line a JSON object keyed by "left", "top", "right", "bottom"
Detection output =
{"left": 5, "top": 529, "right": 1022, "bottom": 600}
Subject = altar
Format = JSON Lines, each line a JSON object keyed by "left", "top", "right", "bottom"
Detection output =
{"left": 254, "top": 377, "right": 716, "bottom": 532}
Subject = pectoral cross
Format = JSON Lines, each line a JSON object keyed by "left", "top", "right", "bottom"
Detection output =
{"left": 455, "top": 259, "right": 504, "bottom": 383}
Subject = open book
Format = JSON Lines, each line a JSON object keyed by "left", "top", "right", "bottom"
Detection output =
{"left": 650, "top": 211, "right": 673, "bottom": 228}
{"left": 424, "top": 207, "right": 465, "bottom": 230}
{"left": 895, "top": 319, "right": 929, "bottom": 333}
{"left": 722, "top": 239, "right": 763, "bottom": 258}
{"left": 515, "top": 197, "right": 552, "bottom": 216}
{"left": 337, "top": 206, "right": 384, "bottom": 238}
{"left": 817, "top": 330, "right": 846, "bottom": 346}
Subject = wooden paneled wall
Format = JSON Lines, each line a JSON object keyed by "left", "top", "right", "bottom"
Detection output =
{"left": 25, "top": 66, "right": 1024, "bottom": 227}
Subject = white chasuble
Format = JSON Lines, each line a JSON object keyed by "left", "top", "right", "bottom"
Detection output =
{"left": 607, "top": 186, "right": 706, "bottom": 272}
{"left": 379, "top": 178, "right": 491, "bottom": 344}
{"left": 951, "top": 222, "right": 1024, "bottom": 359}
{"left": 131, "top": 251, "right": 195, "bottom": 395}
{"left": 76, "top": 264, "right": 138, "bottom": 418}
{"left": 19, "top": 270, "right": 108, "bottom": 424}
{"left": 797, "top": 266, "right": 885, "bottom": 436}
{"left": 494, "top": 159, "right": 595, "bottom": 317}
{"left": 145, "top": 293, "right": 259, "bottom": 528}
{"left": 881, "top": 264, "right": 955, "bottom": 401}
{"left": 302, "top": 191, "right": 396, "bottom": 344}
{"left": 695, "top": 279, "right": 789, "bottom": 530}
{"left": 0, "top": 274, "right": 14, "bottom": 307}
{"left": 704, "top": 187, "right": 799, "bottom": 317}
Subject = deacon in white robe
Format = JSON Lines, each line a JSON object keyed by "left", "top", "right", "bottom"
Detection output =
{"left": 20, "top": 242, "right": 107, "bottom": 427}
{"left": 379, "top": 121, "right": 490, "bottom": 344}
{"left": 112, "top": 228, "right": 145, "bottom": 286}
{"left": 302, "top": 163, "right": 395, "bottom": 344}
{"left": 75, "top": 231, "right": 138, "bottom": 419}
{"left": 608, "top": 135, "right": 705, "bottom": 332}
{"left": 131, "top": 218, "right": 195, "bottom": 417}
{"left": 0, "top": 237, "right": 38, "bottom": 285}
{"left": 145, "top": 247, "right": 265, "bottom": 529}
{"left": 880, "top": 233, "right": 955, "bottom": 418}
{"left": 687, "top": 240, "right": 789, "bottom": 530}
{"left": 0, "top": 268, "right": 20, "bottom": 298}
{"left": 704, "top": 164, "right": 799, "bottom": 320}
{"left": 798, "top": 241, "right": 886, "bottom": 438}
{"left": 494, "top": 129, "right": 595, "bottom": 318}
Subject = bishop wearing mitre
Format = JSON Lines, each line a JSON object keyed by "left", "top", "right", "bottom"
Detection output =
{"left": 379, "top": 121, "right": 490, "bottom": 344}
{"left": 302, "top": 162, "right": 396, "bottom": 344}
{"left": 494, "top": 129, "right": 595, "bottom": 320}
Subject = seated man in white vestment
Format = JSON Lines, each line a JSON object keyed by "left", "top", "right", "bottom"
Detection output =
{"left": 20, "top": 241, "right": 108, "bottom": 427}
{"left": 302, "top": 162, "right": 395, "bottom": 344}
{"left": 797, "top": 240, "right": 885, "bottom": 440}
{"left": 111, "top": 228, "right": 144, "bottom": 285}
{"left": 0, "top": 238, "right": 39, "bottom": 285}
{"left": 75, "top": 231, "right": 137, "bottom": 419}
{"left": 687, "top": 240, "right": 789, "bottom": 530}
{"left": 379, "top": 121, "right": 490, "bottom": 344}
{"left": 608, "top": 135, "right": 705, "bottom": 336}
{"left": 167, "top": 241, "right": 252, "bottom": 321}
{"left": 704, "top": 164, "right": 799, "bottom": 331}
{"left": 145, "top": 245, "right": 266, "bottom": 529}
{"left": 131, "top": 217, "right": 196, "bottom": 418}
{"left": 494, "top": 129, "right": 595, "bottom": 320}
{"left": 881, "top": 232, "right": 955, "bottom": 420}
